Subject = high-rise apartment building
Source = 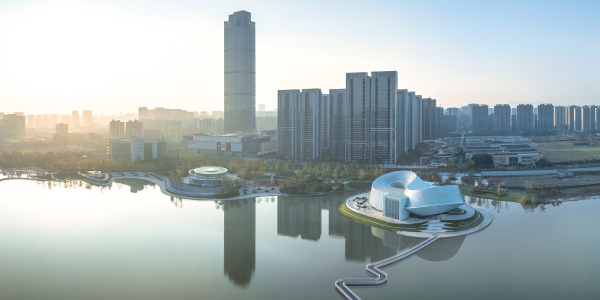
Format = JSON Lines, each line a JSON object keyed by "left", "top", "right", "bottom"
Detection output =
{"left": 555, "top": 106, "right": 567, "bottom": 127}
{"left": 567, "top": 105, "right": 577, "bottom": 131}
{"left": 345, "top": 72, "right": 370, "bottom": 163}
{"left": 83, "top": 110, "right": 93, "bottom": 127}
{"left": 516, "top": 104, "right": 534, "bottom": 132}
{"left": 276, "top": 89, "right": 322, "bottom": 160}
{"left": 435, "top": 107, "right": 444, "bottom": 137}
{"left": 330, "top": 89, "right": 346, "bottom": 160}
{"left": 421, "top": 98, "right": 436, "bottom": 140}
{"left": 582, "top": 105, "right": 596, "bottom": 132}
{"left": 573, "top": 106, "right": 582, "bottom": 132}
{"left": 537, "top": 104, "right": 554, "bottom": 132}
{"left": 126, "top": 120, "right": 144, "bottom": 138}
{"left": 277, "top": 90, "right": 300, "bottom": 160}
{"left": 446, "top": 107, "right": 459, "bottom": 116}
{"left": 224, "top": 11, "right": 256, "bottom": 133}
{"left": 321, "top": 94, "right": 331, "bottom": 157}
{"left": 493, "top": 104, "right": 511, "bottom": 133}
{"left": 344, "top": 71, "right": 398, "bottom": 164}
{"left": 471, "top": 104, "right": 489, "bottom": 133}
{"left": 109, "top": 120, "right": 125, "bottom": 139}
{"left": 71, "top": 110, "right": 79, "bottom": 128}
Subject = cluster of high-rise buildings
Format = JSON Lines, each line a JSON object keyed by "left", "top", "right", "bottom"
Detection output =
{"left": 277, "top": 71, "right": 438, "bottom": 164}
{"left": 459, "top": 104, "right": 600, "bottom": 134}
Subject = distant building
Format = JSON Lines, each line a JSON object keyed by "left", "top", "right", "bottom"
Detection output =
{"left": 55, "top": 123, "right": 68, "bottom": 136}
{"left": 257, "top": 104, "right": 266, "bottom": 111}
{"left": 126, "top": 120, "right": 144, "bottom": 139}
{"left": 183, "top": 132, "right": 277, "bottom": 158}
{"left": 421, "top": 97, "right": 436, "bottom": 140}
{"left": 446, "top": 107, "right": 459, "bottom": 116}
{"left": 330, "top": 89, "right": 346, "bottom": 160}
{"left": 83, "top": 110, "right": 93, "bottom": 127}
{"left": 224, "top": 11, "right": 256, "bottom": 133}
{"left": 555, "top": 106, "right": 567, "bottom": 127}
{"left": 493, "top": 104, "right": 511, "bottom": 133}
{"left": 441, "top": 115, "right": 457, "bottom": 134}
{"left": 582, "top": 105, "right": 596, "bottom": 132}
{"left": 71, "top": 110, "right": 79, "bottom": 128}
{"left": 109, "top": 120, "right": 125, "bottom": 139}
{"left": 435, "top": 107, "right": 444, "bottom": 137}
{"left": 537, "top": 104, "right": 554, "bottom": 132}
{"left": 516, "top": 104, "right": 534, "bottom": 132}
{"left": 0, "top": 114, "right": 26, "bottom": 138}
{"left": 107, "top": 138, "right": 168, "bottom": 161}
{"left": 471, "top": 104, "right": 489, "bottom": 133}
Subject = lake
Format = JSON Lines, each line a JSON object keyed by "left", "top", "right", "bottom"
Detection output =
{"left": 0, "top": 179, "right": 598, "bottom": 300}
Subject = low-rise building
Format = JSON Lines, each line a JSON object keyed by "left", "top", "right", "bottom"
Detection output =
{"left": 107, "top": 138, "right": 168, "bottom": 161}
{"left": 181, "top": 131, "right": 277, "bottom": 158}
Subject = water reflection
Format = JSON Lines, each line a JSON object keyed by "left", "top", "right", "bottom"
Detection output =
{"left": 114, "top": 178, "right": 155, "bottom": 193}
{"left": 223, "top": 200, "right": 256, "bottom": 289}
{"left": 370, "top": 227, "right": 466, "bottom": 262}
{"left": 277, "top": 198, "right": 322, "bottom": 241}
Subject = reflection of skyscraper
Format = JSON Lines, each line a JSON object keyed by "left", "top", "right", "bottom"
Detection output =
{"left": 342, "top": 220, "right": 396, "bottom": 262}
{"left": 223, "top": 200, "right": 256, "bottom": 288}
{"left": 277, "top": 198, "right": 322, "bottom": 241}
{"left": 328, "top": 197, "right": 350, "bottom": 238}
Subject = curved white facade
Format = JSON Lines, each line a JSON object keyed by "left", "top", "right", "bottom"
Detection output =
{"left": 369, "top": 171, "right": 464, "bottom": 220}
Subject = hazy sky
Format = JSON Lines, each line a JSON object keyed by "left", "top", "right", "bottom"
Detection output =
{"left": 0, "top": 0, "right": 598, "bottom": 115}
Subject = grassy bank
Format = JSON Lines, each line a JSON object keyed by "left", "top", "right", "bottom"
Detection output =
{"left": 460, "top": 186, "right": 522, "bottom": 202}
{"left": 338, "top": 203, "right": 426, "bottom": 232}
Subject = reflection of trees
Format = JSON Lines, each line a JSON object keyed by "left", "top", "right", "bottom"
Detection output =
{"left": 223, "top": 199, "right": 256, "bottom": 289}
{"left": 114, "top": 178, "right": 155, "bottom": 193}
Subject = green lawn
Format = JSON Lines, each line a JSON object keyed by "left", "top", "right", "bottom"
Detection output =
{"left": 338, "top": 203, "right": 426, "bottom": 232}
{"left": 460, "top": 186, "right": 522, "bottom": 202}
{"left": 534, "top": 141, "right": 600, "bottom": 162}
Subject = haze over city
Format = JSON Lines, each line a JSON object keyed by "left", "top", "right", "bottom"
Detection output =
{"left": 2, "top": 2, "right": 600, "bottom": 300}
{"left": 1, "top": 0, "right": 598, "bottom": 114}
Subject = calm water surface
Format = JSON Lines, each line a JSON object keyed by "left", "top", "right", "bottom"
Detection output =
{"left": 0, "top": 179, "right": 599, "bottom": 300}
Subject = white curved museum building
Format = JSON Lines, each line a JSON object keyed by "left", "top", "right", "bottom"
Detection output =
{"left": 369, "top": 171, "right": 465, "bottom": 220}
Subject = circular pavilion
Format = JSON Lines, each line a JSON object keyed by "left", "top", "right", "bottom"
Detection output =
{"left": 188, "top": 166, "right": 228, "bottom": 186}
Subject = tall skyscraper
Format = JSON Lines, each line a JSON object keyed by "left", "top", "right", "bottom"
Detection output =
{"left": 516, "top": 104, "right": 534, "bottom": 132}
{"left": 224, "top": 11, "right": 256, "bottom": 133}
{"left": 493, "top": 104, "right": 511, "bottom": 133}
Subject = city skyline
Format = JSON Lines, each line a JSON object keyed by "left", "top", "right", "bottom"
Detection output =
{"left": 1, "top": 0, "right": 599, "bottom": 114}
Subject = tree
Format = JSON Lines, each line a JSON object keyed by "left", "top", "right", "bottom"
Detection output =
{"left": 471, "top": 154, "right": 494, "bottom": 169}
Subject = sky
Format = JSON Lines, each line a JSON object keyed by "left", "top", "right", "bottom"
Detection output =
{"left": 0, "top": 0, "right": 598, "bottom": 115}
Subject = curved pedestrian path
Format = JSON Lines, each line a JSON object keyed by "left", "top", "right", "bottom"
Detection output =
{"left": 335, "top": 237, "right": 439, "bottom": 300}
